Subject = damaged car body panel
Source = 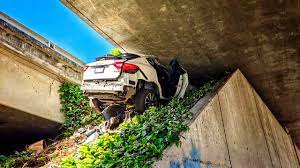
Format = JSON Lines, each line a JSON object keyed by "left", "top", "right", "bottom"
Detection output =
{"left": 81, "top": 53, "right": 189, "bottom": 114}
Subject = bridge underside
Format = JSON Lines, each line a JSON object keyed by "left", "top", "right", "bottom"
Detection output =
{"left": 62, "top": 0, "right": 299, "bottom": 145}
{"left": 0, "top": 16, "right": 83, "bottom": 151}
{"left": 0, "top": 104, "right": 61, "bottom": 152}
{"left": 0, "top": 44, "right": 64, "bottom": 151}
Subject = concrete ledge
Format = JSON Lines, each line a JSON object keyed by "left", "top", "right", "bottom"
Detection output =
{"left": 0, "top": 17, "right": 82, "bottom": 84}
{"left": 154, "top": 70, "right": 300, "bottom": 167}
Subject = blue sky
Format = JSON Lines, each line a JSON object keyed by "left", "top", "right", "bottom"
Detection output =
{"left": 0, "top": 0, "right": 114, "bottom": 63}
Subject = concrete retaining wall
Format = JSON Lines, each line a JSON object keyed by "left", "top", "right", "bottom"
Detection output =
{"left": 154, "top": 70, "right": 299, "bottom": 168}
{"left": 0, "top": 16, "right": 83, "bottom": 150}
{"left": 0, "top": 48, "right": 64, "bottom": 123}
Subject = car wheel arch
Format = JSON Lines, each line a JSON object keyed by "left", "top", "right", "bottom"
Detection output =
{"left": 136, "top": 80, "right": 160, "bottom": 98}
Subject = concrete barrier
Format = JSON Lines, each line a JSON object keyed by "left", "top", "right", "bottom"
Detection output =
{"left": 0, "top": 15, "right": 83, "bottom": 150}
{"left": 154, "top": 70, "right": 299, "bottom": 168}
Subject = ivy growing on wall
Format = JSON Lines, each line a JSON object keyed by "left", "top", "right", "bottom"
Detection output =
{"left": 0, "top": 80, "right": 218, "bottom": 168}
{"left": 59, "top": 83, "right": 103, "bottom": 137}
{"left": 60, "top": 80, "right": 216, "bottom": 168}
{"left": 0, "top": 83, "right": 103, "bottom": 168}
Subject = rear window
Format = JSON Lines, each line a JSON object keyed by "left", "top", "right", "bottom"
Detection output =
{"left": 96, "top": 53, "right": 140, "bottom": 61}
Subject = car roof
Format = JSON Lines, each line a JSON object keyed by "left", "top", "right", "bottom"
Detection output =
{"left": 138, "top": 54, "right": 159, "bottom": 59}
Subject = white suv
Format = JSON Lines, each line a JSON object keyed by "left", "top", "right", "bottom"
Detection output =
{"left": 81, "top": 53, "right": 188, "bottom": 113}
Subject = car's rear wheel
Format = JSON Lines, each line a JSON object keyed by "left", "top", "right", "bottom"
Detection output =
{"left": 135, "top": 89, "right": 158, "bottom": 113}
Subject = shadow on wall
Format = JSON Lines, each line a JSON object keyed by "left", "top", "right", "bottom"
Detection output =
{"left": 170, "top": 140, "right": 212, "bottom": 168}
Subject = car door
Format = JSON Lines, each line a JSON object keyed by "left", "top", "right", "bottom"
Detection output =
{"left": 174, "top": 73, "right": 189, "bottom": 98}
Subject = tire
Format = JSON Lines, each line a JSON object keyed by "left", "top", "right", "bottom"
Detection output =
{"left": 135, "top": 89, "right": 158, "bottom": 113}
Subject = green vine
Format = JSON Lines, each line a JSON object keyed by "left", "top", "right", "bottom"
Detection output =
{"left": 0, "top": 80, "right": 217, "bottom": 168}
{"left": 59, "top": 83, "right": 103, "bottom": 137}
{"left": 0, "top": 150, "right": 33, "bottom": 168}
{"left": 0, "top": 83, "right": 103, "bottom": 168}
{"left": 60, "top": 80, "right": 216, "bottom": 168}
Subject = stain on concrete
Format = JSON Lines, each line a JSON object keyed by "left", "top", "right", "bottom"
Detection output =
{"left": 170, "top": 160, "right": 181, "bottom": 168}
{"left": 182, "top": 142, "right": 202, "bottom": 168}
{"left": 170, "top": 141, "right": 203, "bottom": 168}
{"left": 169, "top": 140, "right": 222, "bottom": 168}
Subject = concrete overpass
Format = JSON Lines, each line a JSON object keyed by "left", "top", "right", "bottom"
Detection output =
{"left": 0, "top": 13, "right": 83, "bottom": 150}
{"left": 61, "top": 0, "right": 300, "bottom": 145}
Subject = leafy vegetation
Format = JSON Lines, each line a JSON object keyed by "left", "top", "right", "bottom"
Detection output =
{"left": 59, "top": 83, "right": 103, "bottom": 137}
{"left": 0, "top": 80, "right": 217, "bottom": 168}
{"left": 0, "top": 150, "right": 33, "bottom": 168}
{"left": 60, "top": 80, "right": 216, "bottom": 168}
{"left": 0, "top": 83, "right": 103, "bottom": 168}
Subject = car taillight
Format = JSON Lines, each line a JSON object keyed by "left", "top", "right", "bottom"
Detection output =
{"left": 113, "top": 62, "right": 123, "bottom": 69}
{"left": 83, "top": 65, "right": 89, "bottom": 72}
{"left": 114, "top": 62, "right": 139, "bottom": 73}
{"left": 122, "top": 63, "right": 139, "bottom": 72}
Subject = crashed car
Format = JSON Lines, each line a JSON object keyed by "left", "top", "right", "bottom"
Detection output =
{"left": 81, "top": 53, "right": 189, "bottom": 115}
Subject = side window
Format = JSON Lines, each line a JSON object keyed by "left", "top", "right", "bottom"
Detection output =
{"left": 146, "top": 58, "right": 155, "bottom": 66}
{"left": 154, "top": 59, "right": 160, "bottom": 65}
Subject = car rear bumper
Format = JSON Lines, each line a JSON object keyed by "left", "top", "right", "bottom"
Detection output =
{"left": 81, "top": 83, "right": 124, "bottom": 92}
{"left": 82, "top": 84, "right": 135, "bottom": 103}
{"left": 85, "top": 92, "right": 126, "bottom": 102}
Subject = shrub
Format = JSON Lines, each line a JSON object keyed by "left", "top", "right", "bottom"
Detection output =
{"left": 0, "top": 83, "right": 103, "bottom": 168}
{"left": 60, "top": 80, "right": 216, "bottom": 168}
{"left": 0, "top": 150, "right": 33, "bottom": 168}
{"left": 59, "top": 83, "right": 103, "bottom": 137}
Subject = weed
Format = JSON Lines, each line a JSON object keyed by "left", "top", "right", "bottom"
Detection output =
{"left": 60, "top": 80, "right": 216, "bottom": 168}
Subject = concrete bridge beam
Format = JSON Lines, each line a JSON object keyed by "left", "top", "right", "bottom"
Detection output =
{"left": 0, "top": 15, "right": 83, "bottom": 150}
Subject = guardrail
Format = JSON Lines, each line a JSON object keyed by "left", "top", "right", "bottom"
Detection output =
{"left": 0, "top": 12, "right": 84, "bottom": 67}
